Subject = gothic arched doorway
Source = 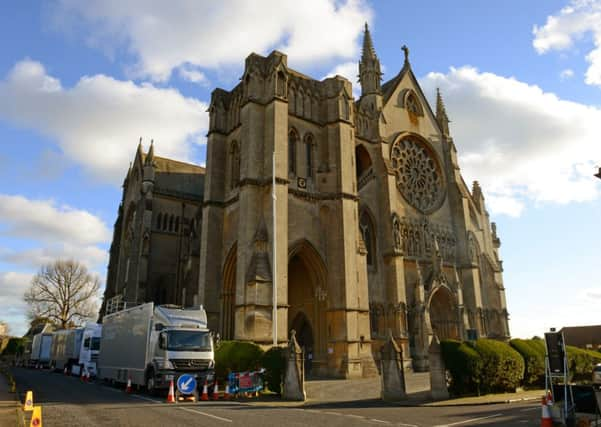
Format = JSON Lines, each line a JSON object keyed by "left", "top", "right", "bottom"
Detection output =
{"left": 288, "top": 240, "right": 327, "bottom": 373}
{"left": 221, "top": 243, "right": 236, "bottom": 340}
{"left": 428, "top": 286, "right": 460, "bottom": 340}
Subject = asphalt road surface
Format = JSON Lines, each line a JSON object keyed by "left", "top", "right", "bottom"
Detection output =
{"left": 11, "top": 367, "right": 542, "bottom": 427}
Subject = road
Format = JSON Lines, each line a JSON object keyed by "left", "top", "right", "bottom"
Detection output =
{"left": 10, "top": 368, "right": 542, "bottom": 427}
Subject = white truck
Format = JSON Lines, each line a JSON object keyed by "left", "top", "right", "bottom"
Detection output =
{"left": 71, "top": 323, "right": 102, "bottom": 377}
{"left": 50, "top": 328, "right": 83, "bottom": 372}
{"left": 97, "top": 303, "right": 215, "bottom": 395}
{"left": 30, "top": 332, "right": 53, "bottom": 368}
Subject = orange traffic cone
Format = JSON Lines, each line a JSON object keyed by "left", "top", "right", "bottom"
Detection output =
{"left": 212, "top": 380, "right": 219, "bottom": 400}
{"left": 223, "top": 383, "right": 230, "bottom": 400}
{"left": 125, "top": 377, "right": 132, "bottom": 393}
{"left": 80, "top": 370, "right": 85, "bottom": 382}
{"left": 86, "top": 371, "right": 91, "bottom": 382}
{"left": 546, "top": 389, "right": 553, "bottom": 405}
{"left": 63, "top": 366, "right": 68, "bottom": 375}
{"left": 166, "top": 380, "right": 176, "bottom": 403}
{"left": 200, "top": 380, "right": 209, "bottom": 401}
{"left": 541, "top": 396, "right": 553, "bottom": 427}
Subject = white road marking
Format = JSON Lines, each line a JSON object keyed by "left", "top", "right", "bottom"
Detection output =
{"left": 369, "top": 419, "right": 391, "bottom": 424}
{"left": 345, "top": 414, "right": 365, "bottom": 419}
{"left": 179, "top": 407, "right": 233, "bottom": 423}
{"left": 433, "top": 413, "right": 503, "bottom": 427}
{"left": 129, "top": 394, "right": 163, "bottom": 404}
{"left": 396, "top": 423, "right": 418, "bottom": 427}
{"left": 519, "top": 406, "right": 539, "bottom": 412}
{"left": 323, "top": 411, "right": 343, "bottom": 416}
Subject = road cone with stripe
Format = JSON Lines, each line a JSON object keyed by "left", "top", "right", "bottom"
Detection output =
{"left": 63, "top": 366, "right": 68, "bottom": 376}
{"left": 212, "top": 380, "right": 219, "bottom": 400}
{"left": 541, "top": 396, "right": 552, "bottom": 427}
{"left": 223, "top": 383, "right": 230, "bottom": 400}
{"left": 125, "top": 377, "right": 132, "bottom": 393}
{"left": 166, "top": 380, "right": 176, "bottom": 403}
{"left": 200, "top": 380, "right": 209, "bottom": 401}
{"left": 86, "top": 371, "right": 91, "bottom": 383}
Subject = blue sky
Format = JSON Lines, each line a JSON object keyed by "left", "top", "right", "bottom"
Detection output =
{"left": 0, "top": 1, "right": 599, "bottom": 338}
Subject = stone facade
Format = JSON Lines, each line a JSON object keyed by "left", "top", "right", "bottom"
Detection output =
{"left": 100, "top": 141, "right": 204, "bottom": 317}
{"left": 102, "top": 25, "right": 510, "bottom": 377}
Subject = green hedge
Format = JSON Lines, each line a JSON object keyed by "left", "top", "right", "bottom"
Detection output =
{"left": 566, "top": 345, "right": 601, "bottom": 382}
{"left": 1, "top": 338, "right": 25, "bottom": 356}
{"left": 441, "top": 339, "right": 483, "bottom": 396}
{"left": 214, "top": 341, "right": 264, "bottom": 382}
{"left": 510, "top": 339, "right": 544, "bottom": 387}
{"left": 473, "top": 339, "right": 524, "bottom": 394}
{"left": 260, "top": 347, "right": 286, "bottom": 394}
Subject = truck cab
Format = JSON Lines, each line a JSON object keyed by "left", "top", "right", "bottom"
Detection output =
{"left": 145, "top": 305, "right": 215, "bottom": 394}
{"left": 72, "top": 323, "right": 102, "bottom": 377}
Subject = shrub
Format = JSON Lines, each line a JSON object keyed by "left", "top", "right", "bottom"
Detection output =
{"left": 510, "top": 339, "right": 544, "bottom": 387}
{"left": 260, "top": 346, "right": 286, "bottom": 394}
{"left": 566, "top": 346, "right": 601, "bottom": 382}
{"left": 1, "top": 338, "right": 25, "bottom": 356}
{"left": 214, "top": 341, "right": 264, "bottom": 382}
{"left": 441, "top": 339, "right": 483, "bottom": 396}
{"left": 472, "top": 339, "right": 524, "bottom": 394}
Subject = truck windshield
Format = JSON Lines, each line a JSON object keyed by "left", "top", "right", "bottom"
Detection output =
{"left": 166, "top": 331, "right": 211, "bottom": 352}
{"left": 91, "top": 337, "right": 100, "bottom": 351}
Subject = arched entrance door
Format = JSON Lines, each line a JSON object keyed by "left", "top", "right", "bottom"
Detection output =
{"left": 428, "top": 286, "right": 460, "bottom": 340}
{"left": 288, "top": 240, "right": 327, "bottom": 374}
{"left": 221, "top": 243, "right": 236, "bottom": 340}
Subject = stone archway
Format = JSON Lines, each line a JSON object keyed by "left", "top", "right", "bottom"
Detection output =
{"left": 428, "top": 286, "right": 460, "bottom": 340}
{"left": 220, "top": 243, "right": 236, "bottom": 340}
{"left": 288, "top": 240, "right": 327, "bottom": 374}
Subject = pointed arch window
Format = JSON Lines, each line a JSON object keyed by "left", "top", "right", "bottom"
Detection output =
{"left": 175, "top": 216, "right": 180, "bottom": 233}
{"left": 288, "top": 129, "right": 298, "bottom": 175}
{"left": 359, "top": 209, "right": 376, "bottom": 267}
{"left": 162, "top": 214, "right": 168, "bottom": 231}
{"left": 230, "top": 140, "right": 240, "bottom": 189}
{"left": 304, "top": 133, "right": 314, "bottom": 178}
{"left": 169, "top": 215, "right": 174, "bottom": 232}
{"left": 156, "top": 213, "right": 163, "bottom": 230}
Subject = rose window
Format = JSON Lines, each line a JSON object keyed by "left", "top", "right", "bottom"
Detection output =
{"left": 391, "top": 138, "right": 444, "bottom": 213}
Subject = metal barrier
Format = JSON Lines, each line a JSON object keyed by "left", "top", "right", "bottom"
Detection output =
{"left": 226, "top": 369, "right": 264, "bottom": 396}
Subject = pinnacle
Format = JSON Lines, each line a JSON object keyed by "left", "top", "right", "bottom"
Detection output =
{"left": 361, "top": 22, "right": 377, "bottom": 61}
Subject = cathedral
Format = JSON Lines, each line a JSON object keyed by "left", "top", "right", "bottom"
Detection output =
{"left": 102, "top": 25, "right": 510, "bottom": 377}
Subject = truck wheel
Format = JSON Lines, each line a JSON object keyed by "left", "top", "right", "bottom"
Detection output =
{"left": 146, "top": 372, "right": 157, "bottom": 396}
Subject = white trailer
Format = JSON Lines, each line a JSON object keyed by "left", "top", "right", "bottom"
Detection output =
{"left": 30, "top": 333, "right": 53, "bottom": 368}
{"left": 97, "top": 303, "right": 215, "bottom": 394}
{"left": 50, "top": 328, "right": 83, "bottom": 372}
{"left": 71, "top": 323, "right": 102, "bottom": 377}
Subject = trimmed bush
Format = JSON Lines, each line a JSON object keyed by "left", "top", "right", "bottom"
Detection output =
{"left": 566, "top": 345, "right": 601, "bottom": 382}
{"left": 261, "top": 346, "right": 286, "bottom": 394}
{"left": 441, "top": 339, "right": 483, "bottom": 396}
{"left": 1, "top": 338, "right": 25, "bottom": 356}
{"left": 510, "top": 339, "right": 544, "bottom": 387}
{"left": 215, "top": 341, "right": 264, "bottom": 382}
{"left": 472, "top": 339, "right": 524, "bottom": 394}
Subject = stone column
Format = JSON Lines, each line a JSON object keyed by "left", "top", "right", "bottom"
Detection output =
{"left": 283, "top": 330, "right": 306, "bottom": 401}
{"left": 380, "top": 331, "right": 407, "bottom": 402}
{"left": 429, "top": 334, "right": 449, "bottom": 400}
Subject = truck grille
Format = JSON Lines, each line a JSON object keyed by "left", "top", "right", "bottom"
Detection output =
{"left": 170, "top": 359, "right": 210, "bottom": 370}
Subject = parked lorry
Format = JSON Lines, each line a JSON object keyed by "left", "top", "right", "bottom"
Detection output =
{"left": 71, "top": 323, "right": 102, "bottom": 377}
{"left": 50, "top": 328, "right": 84, "bottom": 372}
{"left": 97, "top": 303, "right": 215, "bottom": 395}
{"left": 30, "top": 332, "right": 53, "bottom": 368}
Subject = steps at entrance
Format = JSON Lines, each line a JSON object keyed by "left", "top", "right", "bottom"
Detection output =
{"left": 305, "top": 371, "right": 430, "bottom": 403}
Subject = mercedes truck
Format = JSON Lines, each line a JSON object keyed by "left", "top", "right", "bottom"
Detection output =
{"left": 71, "top": 323, "right": 102, "bottom": 377}
{"left": 97, "top": 303, "right": 215, "bottom": 394}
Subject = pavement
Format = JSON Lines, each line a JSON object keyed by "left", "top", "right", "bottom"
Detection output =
{"left": 0, "top": 366, "right": 19, "bottom": 427}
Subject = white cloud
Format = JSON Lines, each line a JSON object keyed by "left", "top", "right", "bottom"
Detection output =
{"left": 0, "top": 194, "right": 110, "bottom": 246}
{"left": 533, "top": 1, "right": 601, "bottom": 87}
{"left": 1, "top": 245, "right": 108, "bottom": 271}
{"left": 0, "top": 60, "right": 208, "bottom": 184}
{"left": 560, "top": 68, "right": 575, "bottom": 80}
{"left": 51, "top": 0, "right": 372, "bottom": 81}
{"left": 421, "top": 66, "right": 601, "bottom": 216}
{"left": 178, "top": 64, "right": 210, "bottom": 86}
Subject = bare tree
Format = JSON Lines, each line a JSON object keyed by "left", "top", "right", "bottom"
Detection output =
{"left": 24, "top": 260, "right": 100, "bottom": 329}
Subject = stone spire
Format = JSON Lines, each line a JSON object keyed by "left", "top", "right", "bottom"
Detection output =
{"left": 436, "top": 88, "right": 450, "bottom": 137}
{"left": 359, "top": 23, "right": 382, "bottom": 96}
{"left": 145, "top": 139, "right": 155, "bottom": 166}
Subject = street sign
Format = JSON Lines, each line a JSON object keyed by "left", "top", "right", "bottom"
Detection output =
{"left": 545, "top": 332, "right": 565, "bottom": 374}
{"left": 176, "top": 374, "right": 197, "bottom": 395}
